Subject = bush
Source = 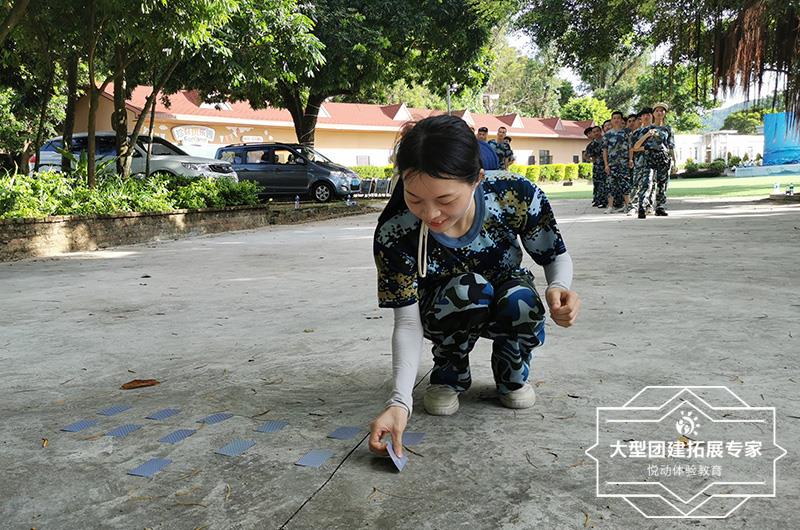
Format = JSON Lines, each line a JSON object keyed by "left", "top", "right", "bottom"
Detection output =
{"left": 508, "top": 164, "right": 528, "bottom": 175}
{"left": 525, "top": 165, "right": 541, "bottom": 182}
{"left": 708, "top": 160, "right": 726, "bottom": 173}
{"left": 728, "top": 155, "right": 742, "bottom": 168}
{"left": 685, "top": 160, "right": 699, "bottom": 172}
{"left": 351, "top": 165, "right": 394, "bottom": 179}
{"left": 578, "top": 163, "right": 593, "bottom": 180}
{"left": 541, "top": 164, "right": 566, "bottom": 182}
{"left": 0, "top": 171, "right": 263, "bottom": 219}
{"left": 564, "top": 164, "right": 579, "bottom": 181}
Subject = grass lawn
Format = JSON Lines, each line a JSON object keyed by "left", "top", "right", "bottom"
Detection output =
{"left": 538, "top": 174, "right": 800, "bottom": 200}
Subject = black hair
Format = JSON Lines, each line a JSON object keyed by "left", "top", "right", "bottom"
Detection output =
{"left": 505, "top": 136, "right": 512, "bottom": 142}
{"left": 638, "top": 107, "right": 654, "bottom": 118}
{"left": 627, "top": 115, "right": 637, "bottom": 121}
{"left": 611, "top": 111, "right": 624, "bottom": 119}
{"left": 584, "top": 126, "right": 594, "bottom": 136}
{"left": 602, "top": 119, "right": 611, "bottom": 126}
{"left": 592, "top": 125, "right": 602, "bottom": 132}
{"left": 477, "top": 126, "right": 488, "bottom": 132}
{"left": 378, "top": 115, "right": 481, "bottom": 224}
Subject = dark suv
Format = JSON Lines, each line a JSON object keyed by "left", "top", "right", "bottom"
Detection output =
{"left": 215, "top": 143, "right": 361, "bottom": 202}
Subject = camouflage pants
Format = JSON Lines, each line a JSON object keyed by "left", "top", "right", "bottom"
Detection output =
{"left": 653, "top": 165, "right": 670, "bottom": 210}
{"left": 607, "top": 165, "right": 631, "bottom": 200}
{"left": 419, "top": 271, "right": 546, "bottom": 394}
{"left": 592, "top": 164, "right": 606, "bottom": 205}
{"left": 631, "top": 165, "right": 653, "bottom": 210}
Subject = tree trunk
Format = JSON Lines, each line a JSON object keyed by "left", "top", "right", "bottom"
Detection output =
{"left": 0, "top": 0, "right": 30, "bottom": 47}
{"left": 284, "top": 91, "right": 325, "bottom": 147}
{"left": 33, "top": 64, "right": 56, "bottom": 172}
{"left": 19, "top": 140, "right": 33, "bottom": 174}
{"left": 112, "top": 43, "right": 132, "bottom": 176}
{"left": 86, "top": 0, "right": 98, "bottom": 187}
{"left": 61, "top": 53, "right": 78, "bottom": 173}
{"left": 122, "top": 54, "right": 183, "bottom": 176}
{"left": 146, "top": 71, "right": 157, "bottom": 177}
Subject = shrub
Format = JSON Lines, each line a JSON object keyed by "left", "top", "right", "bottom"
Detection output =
{"left": 685, "top": 160, "right": 699, "bottom": 172}
{"left": 578, "top": 163, "right": 593, "bottom": 180}
{"left": 541, "top": 164, "right": 566, "bottom": 182}
{"left": 708, "top": 160, "right": 726, "bottom": 173}
{"left": 525, "top": 165, "right": 541, "bottom": 182}
{"left": 383, "top": 165, "right": 394, "bottom": 179}
{"left": 508, "top": 164, "right": 528, "bottom": 175}
{"left": 564, "top": 164, "right": 579, "bottom": 181}
{"left": 0, "top": 171, "right": 262, "bottom": 219}
{"left": 727, "top": 155, "right": 742, "bottom": 167}
{"left": 350, "top": 166, "right": 384, "bottom": 179}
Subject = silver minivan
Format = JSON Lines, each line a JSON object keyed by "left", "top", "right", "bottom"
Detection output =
{"left": 35, "top": 132, "right": 237, "bottom": 180}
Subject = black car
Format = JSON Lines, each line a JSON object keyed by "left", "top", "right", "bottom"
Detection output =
{"left": 215, "top": 143, "right": 361, "bottom": 202}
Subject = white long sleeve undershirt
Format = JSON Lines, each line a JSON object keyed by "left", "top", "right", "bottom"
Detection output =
{"left": 385, "top": 251, "right": 574, "bottom": 416}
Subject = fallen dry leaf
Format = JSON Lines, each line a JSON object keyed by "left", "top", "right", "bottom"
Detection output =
{"left": 121, "top": 379, "right": 160, "bottom": 390}
{"left": 41, "top": 438, "right": 48, "bottom": 448}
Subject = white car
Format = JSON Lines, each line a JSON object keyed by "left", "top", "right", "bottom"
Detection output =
{"left": 34, "top": 132, "right": 237, "bottom": 181}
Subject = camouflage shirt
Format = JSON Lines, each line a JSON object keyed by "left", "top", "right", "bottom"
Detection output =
{"left": 488, "top": 139, "right": 514, "bottom": 168}
{"left": 374, "top": 174, "right": 567, "bottom": 308}
{"left": 644, "top": 125, "right": 675, "bottom": 152}
{"left": 602, "top": 129, "right": 630, "bottom": 168}
{"left": 629, "top": 126, "right": 653, "bottom": 167}
{"left": 586, "top": 139, "right": 604, "bottom": 166}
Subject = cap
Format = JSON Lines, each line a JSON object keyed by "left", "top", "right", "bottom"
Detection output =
{"left": 653, "top": 102, "right": 670, "bottom": 112}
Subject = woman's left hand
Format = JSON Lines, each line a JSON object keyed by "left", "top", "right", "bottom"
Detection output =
{"left": 545, "top": 288, "right": 581, "bottom": 327}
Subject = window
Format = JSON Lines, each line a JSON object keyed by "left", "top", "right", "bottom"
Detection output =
{"left": 356, "top": 155, "right": 370, "bottom": 166}
{"left": 218, "top": 150, "right": 242, "bottom": 164}
{"left": 539, "top": 150, "right": 552, "bottom": 165}
{"left": 272, "top": 148, "right": 302, "bottom": 165}
{"left": 96, "top": 136, "right": 117, "bottom": 156}
{"left": 527, "top": 155, "right": 536, "bottom": 165}
{"left": 41, "top": 140, "right": 63, "bottom": 152}
{"left": 137, "top": 136, "right": 186, "bottom": 156}
{"left": 246, "top": 149, "right": 268, "bottom": 164}
{"left": 573, "top": 155, "right": 580, "bottom": 163}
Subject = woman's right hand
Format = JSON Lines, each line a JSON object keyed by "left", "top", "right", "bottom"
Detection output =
{"left": 369, "top": 405, "right": 408, "bottom": 457}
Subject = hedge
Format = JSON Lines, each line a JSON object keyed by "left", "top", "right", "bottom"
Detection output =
{"left": 351, "top": 163, "right": 593, "bottom": 183}
{"left": 564, "top": 164, "right": 578, "bottom": 181}
{"left": 540, "top": 164, "right": 566, "bottom": 182}
{"left": 0, "top": 171, "right": 262, "bottom": 219}
{"left": 350, "top": 165, "right": 393, "bottom": 179}
{"left": 578, "top": 162, "right": 593, "bottom": 180}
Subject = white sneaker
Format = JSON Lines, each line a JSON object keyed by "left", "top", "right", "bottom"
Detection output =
{"left": 423, "top": 384, "right": 460, "bottom": 416}
{"left": 498, "top": 382, "right": 537, "bottom": 409}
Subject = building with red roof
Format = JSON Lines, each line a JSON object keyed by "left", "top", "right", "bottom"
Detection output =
{"left": 74, "top": 86, "right": 594, "bottom": 166}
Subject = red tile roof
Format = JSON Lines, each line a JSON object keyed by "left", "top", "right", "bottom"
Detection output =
{"left": 111, "top": 86, "right": 591, "bottom": 139}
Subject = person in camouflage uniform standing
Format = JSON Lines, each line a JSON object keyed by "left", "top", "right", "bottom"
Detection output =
{"left": 584, "top": 126, "right": 605, "bottom": 207}
{"left": 629, "top": 108, "right": 655, "bottom": 218}
{"left": 602, "top": 111, "right": 633, "bottom": 213}
{"left": 644, "top": 102, "right": 676, "bottom": 216}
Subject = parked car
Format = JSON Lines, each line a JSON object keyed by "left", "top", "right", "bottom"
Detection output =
{"left": 214, "top": 143, "right": 360, "bottom": 202}
{"left": 35, "top": 132, "right": 237, "bottom": 181}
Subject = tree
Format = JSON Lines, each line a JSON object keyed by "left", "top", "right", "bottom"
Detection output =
{"left": 483, "top": 40, "right": 563, "bottom": 117}
{"left": 517, "top": 0, "right": 800, "bottom": 126}
{"left": 200, "top": 0, "right": 511, "bottom": 146}
{"left": 560, "top": 96, "right": 610, "bottom": 124}
{"left": 107, "top": 0, "right": 238, "bottom": 177}
{"left": 0, "top": 0, "right": 30, "bottom": 47}
{"left": 723, "top": 110, "right": 764, "bottom": 134}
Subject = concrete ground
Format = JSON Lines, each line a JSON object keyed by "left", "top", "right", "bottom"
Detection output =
{"left": 1, "top": 197, "right": 798, "bottom": 529}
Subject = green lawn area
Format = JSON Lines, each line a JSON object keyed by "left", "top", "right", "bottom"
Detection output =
{"left": 538, "top": 175, "right": 800, "bottom": 200}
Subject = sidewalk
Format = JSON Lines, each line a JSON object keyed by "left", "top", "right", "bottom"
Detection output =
{"left": 1, "top": 198, "right": 798, "bottom": 529}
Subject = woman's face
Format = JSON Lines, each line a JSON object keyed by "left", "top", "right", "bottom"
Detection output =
{"left": 403, "top": 170, "right": 480, "bottom": 234}
{"left": 641, "top": 113, "right": 653, "bottom": 126}
{"left": 654, "top": 107, "right": 666, "bottom": 122}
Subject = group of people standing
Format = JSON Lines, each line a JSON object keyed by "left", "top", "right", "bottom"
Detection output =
{"left": 584, "top": 103, "right": 675, "bottom": 219}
